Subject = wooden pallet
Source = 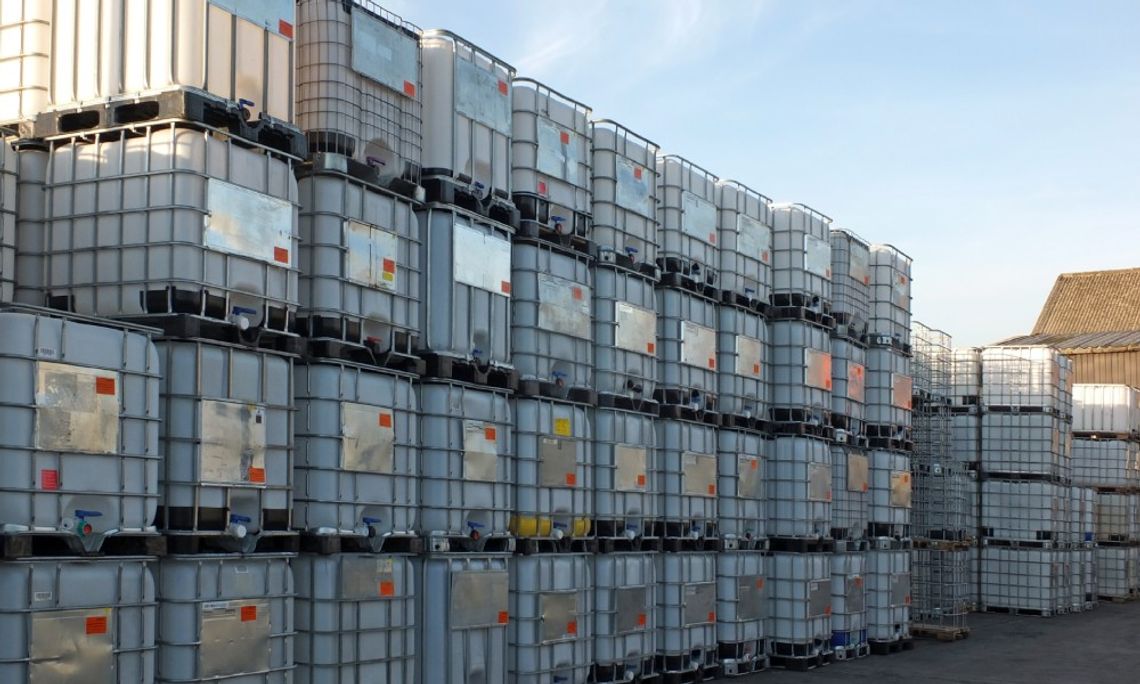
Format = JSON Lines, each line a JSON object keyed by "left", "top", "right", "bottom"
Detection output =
{"left": 911, "top": 624, "right": 971, "bottom": 642}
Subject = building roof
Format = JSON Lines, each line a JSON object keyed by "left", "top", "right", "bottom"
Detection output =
{"left": 1033, "top": 267, "right": 1140, "bottom": 335}
{"left": 997, "top": 330, "right": 1140, "bottom": 352}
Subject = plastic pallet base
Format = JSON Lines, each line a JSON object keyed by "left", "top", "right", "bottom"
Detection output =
{"left": 0, "top": 533, "right": 167, "bottom": 559}
{"left": 297, "top": 149, "right": 423, "bottom": 202}
{"left": 515, "top": 537, "right": 598, "bottom": 555}
{"left": 298, "top": 533, "right": 423, "bottom": 555}
{"left": 868, "top": 638, "right": 915, "bottom": 655}
{"left": 163, "top": 532, "right": 299, "bottom": 555}
{"left": 516, "top": 378, "right": 598, "bottom": 406}
{"left": 423, "top": 534, "right": 516, "bottom": 554}
{"left": 597, "top": 392, "right": 661, "bottom": 416}
{"left": 422, "top": 173, "right": 519, "bottom": 227}
{"left": 418, "top": 354, "right": 518, "bottom": 391}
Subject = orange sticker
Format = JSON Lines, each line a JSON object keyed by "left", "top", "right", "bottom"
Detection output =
{"left": 826, "top": 268, "right": 832, "bottom": 278}
{"left": 403, "top": 80, "right": 416, "bottom": 97}
{"left": 485, "top": 427, "right": 497, "bottom": 441}
{"left": 380, "top": 580, "right": 395, "bottom": 597}
{"left": 755, "top": 578, "right": 765, "bottom": 589}
{"left": 85, "top": 615, "right": 108, "bottom": 635}
{"left": 248, "top": 467, "right": 266, "bottom": 484}
{"left": 278, "top": 19, "right": 294, "bottom": 39}
{"left": 566, "top": 620, "right": 578, "bottom": 635}
{"left": 749, "top": 459, "right": 758, "bottom": 470}
{"left": 633, "top": 166, "right": 643, "bottom": 180}
{"left": 708, "top": 357, "right": 716, "bottom": 369}
{"left": 761, "top": 250, "right": 770, "bottom": 263}
{"left": 95, "top": 377, "right": 116, "bottom": 395}
{"left": 274, "top": 247, "right": 289, "bottom": 264}
{"left": 854, "top": 576, "right": 864, "bottom": 588}
{"left": 825, "top": 379, "right": 833, "bottom": 389}
{"left": 572, "top": 287, "right": 583, "bottom": 300}
{"left": 647, "top": 342, "right": 656, "bottom": 355}
{"left": 497, "top": 80, "right": 508, "bottom": 95}
{"left": 41, "top": 469, "right": 59, "bottom": 491}
{"left": 498, "top": 611, "right": 509, "bottom": 624}
{"left": 501, "top": 281, "right": 511, "bottom": 295}
{"left": 826, "top": 488, "right": 833, "bottom": 502}
{"left": 707, "top": 611, "right": 716, "bottom": 622}
{"left": 637, "top": 612, "right": 647, "bottom": 627}
{"left": 752, "top": 363, "right": 761, "bottom": 375}
{"left": 379, "top": 413, "right": 393, "bottom": 428}
{"left": 560, "top": 131, "right": 570, "bottom": 145}
{"left": 824, "top": 606, "right": 833, "bottom": 616}
{"left": 636, "top": 474, "right": 646, "bottom": 487}
{"left": 241, "top": 605, "right": 258, "bottom": 622}
{"left": 707, "top": 484, "right": 716, "bottom": 495}
{"left": 537, "top": 180, "right": 548, "bottom": 196}
{"left": 708, "top": 233, "right": 717, "bottom": 245}
{"left": 862, "top": 482, "right": 869, "bottom": 493}
{"left": 904, "top": 595, "right": 912, "bottom": 605}
{"left": 863, "top": 275, "right": 870, "bottom": 286}
{"left": 565, "top": 473, "right": 577, "bottom": 486}
{"left": 382, "top": 258, "right": 396, "bottom": 274}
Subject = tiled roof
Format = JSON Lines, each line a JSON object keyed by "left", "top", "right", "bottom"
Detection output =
{"left": 996, "top": 330, "right": 1140, "bottom": 352}
{"left": 1033, "top": 267, "right": 1140, "bottom": 335}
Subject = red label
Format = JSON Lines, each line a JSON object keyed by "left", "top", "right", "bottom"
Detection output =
{"left": 825, "top": 379, "right": 833, "bottom": 389}
{"left": 864, "top": 275, "right": 870, "bottom": 286}
{"left": 756, "top": 578, "right": 765, "bottom": 589}
{"left": 636, "top": 474, "right": 646, "bottom": 487}
{"left": 761, "top": 250, "right": 770, "bottom": 263}
{"left": 708, "top": 232, "right": 717, "bottom": 245}
{"left": 95, "top": 377, "right": 116, "bottom": 396}
{"left": 85, "top": 616, "right": 108, "bottom": 635}
{"left": 382, "top": 258, "right": 396, "bottom": 274}
{"left": 749, "top": 459, "right": 758, "bottom": 471}
{"left": 707, "top": 611, "right": 716, "bottom": 622}
{"left": 380, "top": 581, "right": 395, "bottom": 597}
{"left": 537, "top": 180, "right": 548, "bottom": 196}
{"left": 646, "top": 342, "right": 655, "bottom": 355}
{"left": 500, "top": 281, "right": 511, "bottom": 295}
{"left": 273, "top": 247, "right": 289, "bottom": 264}
{"left": 565, "top": 473, "right": 577, "bottom": 486}
{"left": 560, "top": 131, "right": 570, "bottom": 145}
{"left": 566, "top": 620, "right": 578, "bottom": 635}
{"left": 636, "top": 613, "right": 647, "bottom": 627}
{"left": 633, "top": 166, "right": 642, "bottom": 180}
{"left": 572, "top": 287, "right": 583, "bottom": 300}
{"left": 484, "top": 427, "right": 497, "bottom": 441}
{"left": 826, "top": 268, "right": 832, "bottom": 278}
{"left": 278, "top": 19, "right": 293, "bottom": 39}
{"left": 378, "top": 413, "right": 393, "bottom": 428}
{"left": 824, "top": 606, "right": 833, "bottom": 616}
{"left": 497, "top": 80, "right": 508, "bottom": 95}
{"left": 862, "top": 482, "right": 869, "bottom": 493}
{"left": 241, "top": 605, "right": 257, "bottom": 622}
{"left": 497, "top": 611, "right": 509, "bottom": 624}
{"left": 403, "top": 80, "right": 416, "bottom": 97}
{"left": 248, "top": 467, "right": 266, "bottom": 484}
{"left": 752, "top": 363, "right": 761, "bottom": 375}
{"left": 41, "top": 469, "right": 59, "bottom": 491}
{"left": 708, "top": 357, "right": 716, "bottom": 369}
{"left": 707, "top": 484, "right": 716, "bottom": 495}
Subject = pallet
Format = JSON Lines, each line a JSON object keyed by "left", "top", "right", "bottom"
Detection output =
{"left": 298, "top": 532, "right": 423, "bottom": 555}
{"left": 594, "top": 535, "right": 664, "bottom": 554}
{"left": 911, "top": 625, "right": 970, "bottom": 642}
{"left": 656, "top": 652, "right": 717, "bottom": 683}
{"left": 768, "top": 536, "right": 835, "bottom": 553}
{"left": 869, "top": 638, "right": 915, "bottom": 655}
{"left": 981, "top": 605, "right": 1061, "bottom": 617}
{"left": 949, "top": 404, "right": 980, "bottom": 416}
{"left": 717, "top": 640, "right": 768, "bottom": 677}
{"left": 718, "top": 536, "right": 768, "bottom": 552}
{"left": 866, "top": 333, "right": 912, "bottom": 355}
{"left": 657, "top": 270, "right": 720, "bottom": 300}
{"left": 770, "top": 421, "right": 834, "bottom": 440}
{"left": 1095, "top": 537, "right": 1140, "bottom": 546}
{"left": 867, "top": 525, "right": 912, "bottom": 545}
{"left": 911, "top": 538, "right": 972, "bottom": 550}
{"left": 595, "top": 249, "right": 661, "bottom": 281}
{"left": 164, "top": 531, "right": 299, "bottom": 555}
{"left": 656, "top": 401, "right": 721, "bottom": 426}
{"left": 769, "top": 652, "right": 831, "bottom": 671}
{"left": 832, "top": 642, "right": 870, "bottom": 660}
{"left": 979, "top": 471, "right": 1068, "bottom": 485}
{"left": 422, "top": 172, "right": 519, "bottom": 227}
{"left": 597, "top": 392, "right": 661, "bottom": 417}
{"left": 985, "top": 404, "right": 1064, "bottom": 416}
{"left": 515, "top": 536, "right": 598, "bottom": 555}
{"left": 418, "top": 353, "right": 518, "bottom": 391}
{"left": 831, "top": 312, "right": 869, "bottom": 342}
{"left": 590, "top": 656, "right": 658, "bottom": 683}
{"left": 719, "top": 413, "right": 769, "bottom": 433}
{"left": 1097, "top": 593, "right": 1139, "bottom": 603}
{"left": 516, "top": 378, "right": 598, "bottom": 406}
{"left": 299, "top": 321, "right": 426, "bottom": 375}
{"left": 768, "top": 305, "right": 835, "bottom": 330}
{"left": 981, "top": 537, "right": 1062, "bottom": 549}
{"left": 659, "top": 536, "right": 721, "bottom": 553}
{"left": 35, "top": 89, "right": 308, "bottom": 158}
{"left": 423, "top": 534, "right": 516, "bottom": 554}
{"left": 296, "top": 151, "right": 423, "bottom": 202}
{"left": 513, "top": 197, "right": 594, "bottom": 257}
{"left": 831, "top": 536, "right": 870, "bottom": 552}
{"left": 1074, "top": 431, "right": 1140, "bottom": 442}
{"left": 0, "top": 532, "right": 167, "bottom": 559}
{"left": 719, "top": 289, "right": 771, "bottom": 318}
{"left": 867, "top": 436, "right": 914, "bottom": 453}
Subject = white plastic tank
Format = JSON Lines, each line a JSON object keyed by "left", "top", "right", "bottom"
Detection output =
{"left": 12, "top": 138, "right": 47, "bottom": 304}
{"left": 771, "top": 203, "right": 832, "bottom": 306}
{"left": 980, "top": 345, "right": 1073, "bottom": 412}
{"left": 1073, "top": 383, "right": 1140, "bottom": 435}
{"left": 0, "top": 308, "right": 160, "bottom": 552}
{"left": 768, "top": 320, "right": 832, "bottom": 420}
{"left": 511, "top": 79, "right": 592, "bottom": 239}
{"left": 866, "top": 549, "right": 910, "bottom": 642}
{"left": 828, "top": 229, "right": 870, "bottom": 331}
{"left": 509, "top": 554, "right": 592, "bottom": 683}
{"left": 511, "top": 240, "right": 594, "bottom": 396}
{"left": 656, "top": 418, "right": 719, "bottom": 538}
{"left": 297, "top": 169, "right": 421, "bottom": 355}
{"left": 156, "top": 554, "right": 295, "bottom": 682}
{"left": 868, "top": 449, "right": 911, "bottom": 530}
{"left": 39, "top": 123, "right": 299, "bottom": 332}
{"left": 950, "top": 348, "right": 982, "bottom": 402}
{"left": 0, "top": 556, "right": 156, "bottom": 682}
{"left": 49, "top": 0, "right": 294, "bottom": 123}
{"left": 831, "top": 338, "right": 866, "bottom": 436}
{"left": 717, "top": 304, "right": 767, "bottom": 421}
{"left": 717, "top": 428, "right": 766, "bottom": 544}
{"left": 829, "top": 551, "right": 866, "bottom": 657}
{"left": 831, "top": 444, "right": 869, "bottom": 539}
{"left": 656, "top": 286, "right": 719, "bottom": 412}
{"left": 420, "top": 30, "right": 514, "bottom": 202}
{"left": 416, "top": 554, "right": 510, "bottom": 684}
{"left": 980, "top": 546, "right": 1067, "bottom": 613}
{"left": 767, "top": 436, "right": 832, "bottom": 539}
{"left": 656, "top": 552, "right": 718, "bottom": 674}
{"left": 417, "top": 380, "right": 513, "bottom": 549}
{"left": 593, "top": 407, "right": 657, "bottom": 539}
{"left": 294, "top": 553, "right": 414, "bottom": 684}
{"left": 980, "top": 412, "right": 1070, "bottom": 479}
{"left": 1094, "top": 491, "right": 1139, "bottom": 541}
{"left": 716, "top": 180, "right": 773, "bottom": 306}
{"left": 715, "top": 551, "right": 766, "bottom": 674}
{"left": 767, "top": 552, "right": 831, "bottom": 657}
{"left": 156, "top": 340, "right": 294, "bottom": 546}
{"left": 296, "top": 0, "right": 422, "bottom": 187}
{"left": 293, "top": 361, "right": 417, "bottom": 543}
{"left": 657, "top": 155, "right": 719, "bottom": 286}
{"left": 593, "top": 266, "right": 657, "bottom": 404}
{"left": 1096, "top": 546, "right": 1138, "bottom": 599}
{"left": 511, "top": 397, "right": 592, "bottom": 540}
{"left": 868, "top": 245, "right": 912, "bottom": 345}
{"left": 0, "top": 137, "right": 17, "bottom": 300}
{"left": 592, "top": 552, "right": 656, "bottom": 681}
{"left": 1081, "top": 547, "right": 1096, "bottom": 607}
{"left": 980, "top": 480, "right": 1066, "bottom": 542}
{"left": 864, "top": 346, "right": 912, "bottom": 427}
{"left": 417, "top": 203, "right": 513, "bottom": 368}
{"left": 590, "top": 120, "right": 659, "bottom": 274}
{"left": 1073, "top": 439, "right": 1140, "bottom": 489}
{"left": 0, "top": 0, "right": 52, "bottom": 126}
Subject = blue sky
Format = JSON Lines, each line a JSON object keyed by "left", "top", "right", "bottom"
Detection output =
{"left": 385, "top": 0, "right": 1140, "bottom": 346}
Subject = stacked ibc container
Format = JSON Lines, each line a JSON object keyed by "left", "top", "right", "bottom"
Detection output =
{"left": 826, "top": 228, "right": 870, "bottom": 660}
{"left": 864, "top": 244, "right": 914, "bottom": 653}
{"left": 590, "top": 120, "right": 661, "bottom": 682}
{"left": 1072, "top": 384, "right": 1140, "bottom": 602}
{"left": 948, "top": 347, "right": 983, "bottom": 608}
{"left": 978, "top": 346, "right": 1074, "bottom": 616}
{"left": 766, "top": 203, "right": 835, "bottom": 670}
{"left": 715, "top": 179, "right": 772, "bottom": 676}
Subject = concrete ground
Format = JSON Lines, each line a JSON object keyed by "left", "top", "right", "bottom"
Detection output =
{"left": 743, "top": 602, "right": 1140, "bottom": 683}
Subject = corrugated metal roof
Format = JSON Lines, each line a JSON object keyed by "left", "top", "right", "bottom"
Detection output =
{"left": 996, "top": 330, "right": 1140, "bottom": 352}
{"left": 1033, "top": 267, "right": 1140, "bottom": 335}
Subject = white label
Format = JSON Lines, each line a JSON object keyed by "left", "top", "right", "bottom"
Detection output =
{"left": 204, "top": 179, "right": 293, "bottom": 267}
{"left": 200, "top": 400, "right": 268, "bottom": 485}
{"left": 462, "top": 421, "right": 499, "bottom": 482}
{"left": 614, "top": 302, "right": 657, "bottom": 355}
{"left": 455, "top": 59, "right": 511, "bottom": 135}
{"left": 345, "top": 220, "right": 399, "bottom": 291}
{"left": 805, "top": 349, "right": 832, "bottom": 391}
{"left": 847, "top": 362, "right": 865, "bottom": 402}
{"left": 681, "top": 321, "right": 717, "bottom": 370}
{"left": 341, "top": 402, "right": 395, "bottom": 473}
{"left": 682, "top": 452, "right": 717, "bottom": 498}
{"left": 615, "top": 157, "right": 652, "bottom": 217}
{"left": 536, "top": 118, "right": 580, "bottom": 183}
{"left": 453, "top": 222, "right": 511, "bottom": 296}
{"left": 615, "top": 445, "right": 648, "bottom": 492}
{"left": 538, "top": 274, "right": 591, "bottom": 337}
{"left": 803, "top": 234, "right": 831, "bottom": 279}
{"left": 735, "top": 335, "right": 763, "bottom": 378}
{"left": 736, "top": 213, "right": 771, "bottom": 263}
{"left": 738, "top": 455, "right": 762, "bottom": 498}
{"left": 351, "top": 10, "right": 418, "bottom": 97}
{"left": 681, "top": 191, "right": 717, "bottom": 244}
{"left": 35, "top": 363, "right": 120, "bottom": 454}
{"left": 850, "top": 244, "right": 869, "bottom": 285}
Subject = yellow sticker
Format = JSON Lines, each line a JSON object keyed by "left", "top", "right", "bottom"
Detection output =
{"left": 553, "top": 418, "right": 572, "bottom": 436}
